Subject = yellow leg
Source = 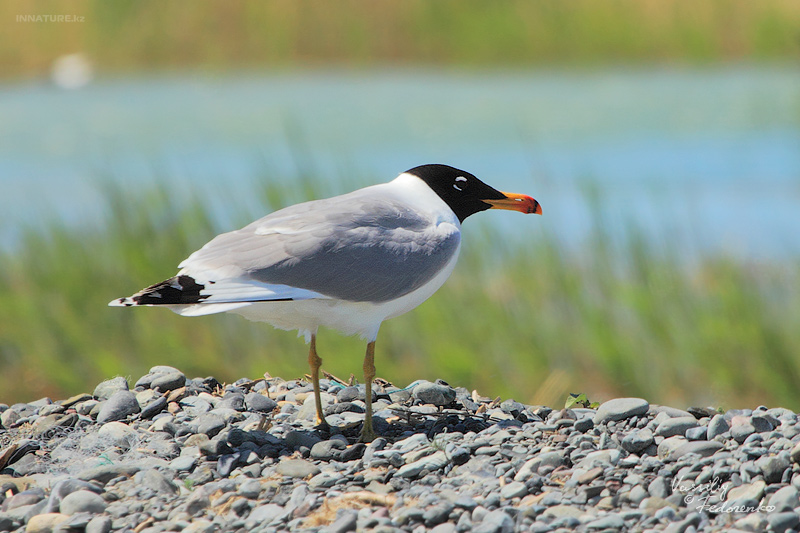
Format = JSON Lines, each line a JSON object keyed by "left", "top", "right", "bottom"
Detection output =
{"left": 308, "top": 334, "right": 329, "bottom": 429}
{"left": 359, "top": 341, "right": 377, "bottom": 442}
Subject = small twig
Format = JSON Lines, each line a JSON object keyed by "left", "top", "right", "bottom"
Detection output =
{"left": 321, "top": 371, "right": 350, "bottom": 386}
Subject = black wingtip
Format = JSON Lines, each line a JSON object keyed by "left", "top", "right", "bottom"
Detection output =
{"left": 129, "top": 275, "right": 210, "bottom": 305}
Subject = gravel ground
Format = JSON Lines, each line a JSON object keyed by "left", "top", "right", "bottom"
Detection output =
{"left": 1, "top": 366, "right": 800, "bottom": 532}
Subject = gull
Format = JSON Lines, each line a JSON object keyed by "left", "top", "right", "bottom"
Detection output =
{"left": 110, "top": 164, "right": 541, "bottom": 441}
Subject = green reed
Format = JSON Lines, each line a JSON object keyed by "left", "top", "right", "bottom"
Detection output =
{"left": 3, "top": 0, "right": 799, "bottom": 78}
{"left": 1, "top": 174, "right": 798, "bottom": 410}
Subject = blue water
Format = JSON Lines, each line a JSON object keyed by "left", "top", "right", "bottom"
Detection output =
{"left": 1, "top": 66, "right": 798, "bottom": 259}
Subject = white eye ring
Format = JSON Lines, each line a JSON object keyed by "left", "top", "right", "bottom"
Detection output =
{"left": 453, "top": 176, "right": 468, "bottom": 191}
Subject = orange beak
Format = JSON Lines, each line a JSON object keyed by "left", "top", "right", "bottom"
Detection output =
{"left": 485, "top": 192, "right": 542, "bottom": 215}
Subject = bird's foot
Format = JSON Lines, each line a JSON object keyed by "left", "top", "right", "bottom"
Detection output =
{"left": 314, "top": 415, "right": 332, "bottom": 434}
{"left": 358, "top": 421, "right": 377, "bottom": 443}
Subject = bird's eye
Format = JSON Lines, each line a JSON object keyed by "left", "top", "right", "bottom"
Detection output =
{"left": 453, "top": 176, "right": 468, "bottom": 191}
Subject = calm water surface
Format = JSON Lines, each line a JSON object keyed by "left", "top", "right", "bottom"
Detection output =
{"left": 1, "top": 66, "right": 798, "bottom": 259}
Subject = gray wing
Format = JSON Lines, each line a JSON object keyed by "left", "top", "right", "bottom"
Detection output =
{"left": 180, "top": 188, "right": 461, "bottom": 303}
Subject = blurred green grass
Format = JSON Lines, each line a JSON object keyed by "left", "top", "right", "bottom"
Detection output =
{"left": 3, "top": 0, "right": 799, "bottom": 78}
{"left": 1, "top": 171, "right": 798, "bottom": 409}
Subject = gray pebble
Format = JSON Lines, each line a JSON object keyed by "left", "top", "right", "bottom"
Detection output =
{"left": 140, "top": 396, "right": 168, "bottom": 419}
{"left": 655, "top": 416, "right": 699, "bottom": 438}
{"left": 276, "top": 459, "right": 320, "bottom": 479}
{"left": 309, "top": 471, "right": 342, "bottom": 489}
{"left": 574, "top": 417, "right": 594, "bottom": 432}
{"left": 219, "top": 392, "right": 245, "bottom": 411}
{"left": 752, "top": 414, "right": 778, "bottom": 432}
{"left": 199, "top": 438, "right": 233, "bottom": 458}
{"left": 500, "top": 481, "right": 527, "bottom": 499}
{"left": 431, "top": 523, "right": 457, "bottom": 533}
{"left": 185, "top": 466, "right": 215, "bottom": 487}
{"left": 648, "top": 477, "right": 671, "bottom": 499}
{"left": 238, "top": 479, "right": 262, "bottom": 499}
{"left": 311, "top": 439, "right": 347, "bottom": 460}
{"left": 757, "top": 454, "right": 791, "bottom": 484}
{"left": 336, "top": 385, "right": 376, "bottom": 403}
{"left": 477, "top": 509, "right": 513, "bottom": 533}
{"left": 621, "top": 428, "right": 654, "bottom": 454}
{"left": 31, "top": 413, "right": 74, "bottom": 438}
{"left": 413, "top": 382, "right": 456, "bottom": 406}
{"left": 96, "top": 391, "right": 140, "bottom": 424}
{"left": 594, "top": 398, "right": 649, "bottom": 424}
{"left": 248, "top": 502, "right": 285, "bottom": 525}
{"left": 181, "top": 396, "right": 212, "bottom": 414}
{"left": 585, "top": 514, "right": 625, "bottom": 530}
{"left": 85, "top": 515, "right": 112, "bottom": 533}
{"left": 769, "top": 485, "right": 800, "bottom": 512}
{"left": 768, "top": 512, "right": 800, "bottom": 533}
{"left": 140, "top": 469, "right": 178, "bottom": 495}
{"left": 75, "top": 399, "right": 100, "bottom": 416}
{"left": 454, "top": 496, "right": 478, "bottom": 511}
{"left": 0, "top": 409, "right": 20, "bottom": 428}
{"left": 93, "top": 377, "right": 129, "bottom": 401}
{"left": 244, "top": 392, "right": 277, "bottom": 413}
{"left": 59, "top": 490, "right": 107, "bottom": 515}
{"left": 394, "top": 506, "right": 424, "bottom": 526}
{"left": 196, "top": 413, "right": 226, "bottom": 437}
{"left": 396, "top": 451, "right": 449, "bottom": 478}
{"left": 3, "top": 489, "right": 44, "bottom": 511}
{"left": 731, "top": 422, "right": 756, "bottom": 443}
{"left": 78, "top": 464, "right": 140, "bottom": 484}
{"left": 169, "top": 455, "right": 197, "bottom": 471}
{"left": 424, "top": 502, "right": 455, "bottom": 526}
{"left": 685, "top": 426, "right": 707, "bottom": 441}
{"left": 325, "top": 509, "right": 358, "bottom": 533}
{"left": 151, "top": 371, "right": 187, "bottom": 392}
{"left": 707, "top": 414, "right": 730, "bottom": 439}
{"left": 671, "top": 441, "right": 724, "bottom": 459}
{"left": 284, "top": 430, "right": 322, "bottom": 450}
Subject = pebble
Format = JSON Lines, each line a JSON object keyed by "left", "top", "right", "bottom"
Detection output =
{"left": 670, "top": 440, "right": 724, "bottom": 459}
{"left": 244, "top": 392, "right": 277, "bottom": 413}
{"left": 248, "top": 503, "right": 285, "bottom": 524}
{"left": 92, "top": 377, "right": 129, "bottom": 400}
{"left": 59, "top": 490, "right": 107, "bottom": 515}
{"left": 4, "top": 369, "right": 800, "bottom": 533}
{"left": 585, "top": 514, "right": 625, "bottom": 529}
{"left": 151, "top": 371, "right": 187, "bottom": 392}
{"left": 139, "top": 469, "right": 178, "bottom": 495}
{"left": 97, "top": 421, "right": 138, "bottom": 448}
{"left": 500, "top": 481, "right": 527, "bottom": 499}
{"left": 594, "top": 398, "right": 649, "bottom": 424}
{"left": 685, "top": 425, "right": 707, "bottom": 441}
{"left": 726, "top": 480, "right": 766, "bottom": 503}
{"left": 768, "top": 512, "right": 800, "bottom": 533}
{"left": 24, "top": 513, "right": 69, "bottom": 533}
{"left": 703, "top": 414, "right": 727, "bottom": 440}
{"left": 621, "top": 428, "right": 654, "bottom": 453}
{"left": 276, "top": 458, "right": 320, "bottom": 478}
{"left": 413, "top": 382, "right": 456, "bottom": 406}
{"left": 757, "top": 454, "right": 790, "bottom": 483}
{"left": 730, "top": 421, "right": 756, "bottom": 443}
{"left": 327, "top": 510, "right": 358, "bottom": 533}
{"left": 655, "top": 416, "right": 699, "bottom": 438}
{"left": 769, "top": 485, "right": 800, "bottom": 512}
{"left": 85, "top": 515, "right": 112, "bottom": 533}
{"left": 95, "top": 391, "right": 140, "bottom": 424}
{"left": 478, "top": 509, "right": 513, "bottom": 532}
